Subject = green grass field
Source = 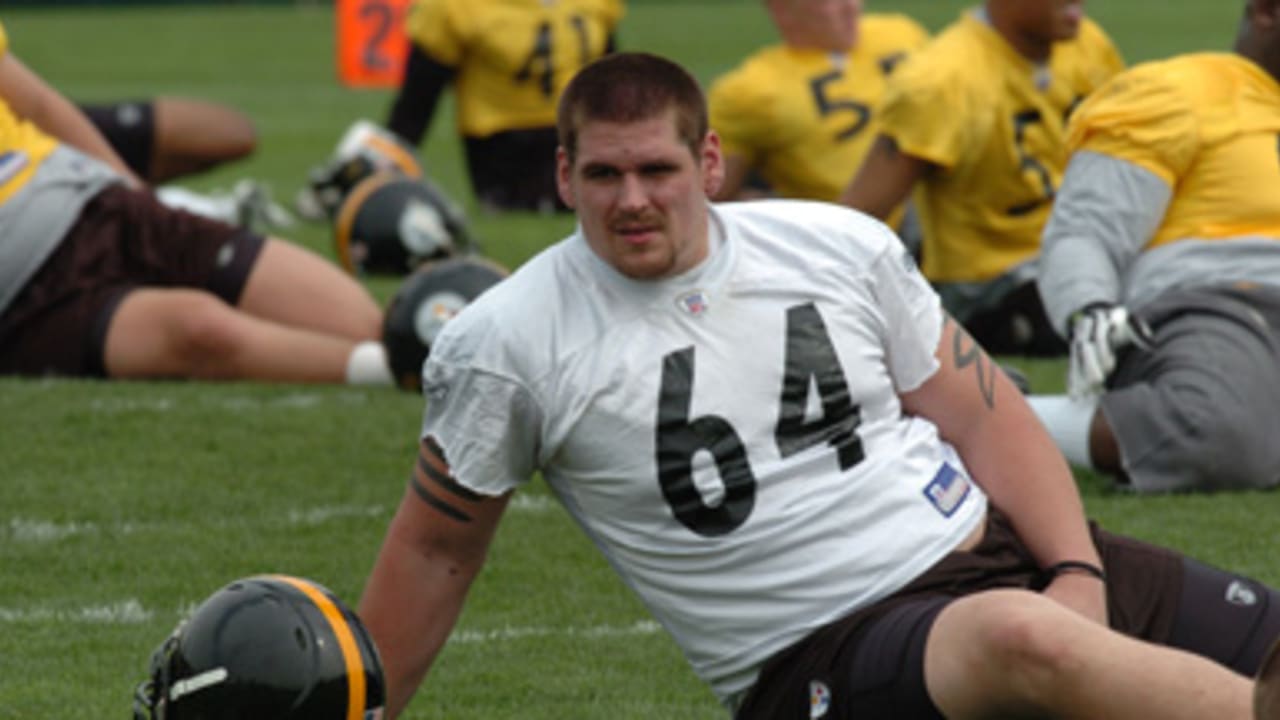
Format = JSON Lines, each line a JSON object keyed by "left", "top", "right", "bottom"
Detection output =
{"left": 1, "top": 2, "right": 1275, "bottom": 718}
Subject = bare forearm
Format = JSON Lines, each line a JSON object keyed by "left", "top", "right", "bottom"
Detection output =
{"left": 839, "top": 134, "right": 924, "bottom": 220}
{"left": 905, "top": 319, "right": 1099, "bottom": 570}
{"left": 359, "top": 533, "right": 479, "bottom": 719}
{"left": 955, "top": 395, "right": 1100, "bottom": 569}
{"left": 0, "top": 54, "right": 140, "bottom": 183}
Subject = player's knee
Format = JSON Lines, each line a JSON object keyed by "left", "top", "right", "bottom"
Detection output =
{"left": 1162, "top": 388, "right": 1279, "bottom": 489}
{"left": 168, "top": 295, "right": 251, "bottom": 373}
{"left": 964, "top": 593, "right": 1084, "bottom": 697}
{"left": 219, "top": 115, "right": 257, "bottom": 160}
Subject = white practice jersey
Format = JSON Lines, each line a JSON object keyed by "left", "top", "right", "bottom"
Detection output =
{"left": 419, "top": 199, "right": 988, "bottom": 705}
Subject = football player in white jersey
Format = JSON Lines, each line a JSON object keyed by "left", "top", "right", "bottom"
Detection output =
{"left": 358, "top": 51, "right": 1280, "bottom": 720}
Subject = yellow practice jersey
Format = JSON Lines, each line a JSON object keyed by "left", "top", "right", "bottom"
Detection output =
{"left": 878, "top": 11, "right": 1123, "bottom": 283}
{"left": 708, "top": 14, "right": 928, "bottom": 204}
{"left": 405, "top": 0, "right": 624, "bottom": 138}
{"left": 1069, "top": 52, "right": 1280, "bottom": 247}
{"left": 0, "top": 22, "right": 59, "bottom": 206}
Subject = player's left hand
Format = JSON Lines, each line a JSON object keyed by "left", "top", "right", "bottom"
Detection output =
{"left": 1043, "top": 573, "right": 1108, "bottom": 626}
{"left": 1067, "top": 304, "right": 1153, "bottom": 398}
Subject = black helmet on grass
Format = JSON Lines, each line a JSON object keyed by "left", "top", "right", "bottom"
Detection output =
{"left": 132, "top": 574, "right": 385, "bottom": 720}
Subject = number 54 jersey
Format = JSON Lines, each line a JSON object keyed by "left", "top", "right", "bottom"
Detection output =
{"left": 419, "top": 199, "right": 988, "bottom": 705}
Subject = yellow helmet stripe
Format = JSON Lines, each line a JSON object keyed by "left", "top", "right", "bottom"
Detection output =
{"left": 275, "top": 575, "right": 367, "bottom": 720}
{"left": 333, "top": 172, "right": 394, "bottom": 274}
{"left": 365, "top": 134, "right": 422, "bottom": 179}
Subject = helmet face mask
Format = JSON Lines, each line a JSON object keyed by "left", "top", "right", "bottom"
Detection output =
{"left": 132, "top": 575, "right": 386, "bottom": 720}
{"left": 132, "top": 631, "right": 181, "bottom": 720}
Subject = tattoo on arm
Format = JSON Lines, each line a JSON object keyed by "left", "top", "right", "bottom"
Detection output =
{"left": 407, "top": 436, "right": 481, "bottom": 523}
{"left": 949, "top": 319, "right": 997, "bottom": 409}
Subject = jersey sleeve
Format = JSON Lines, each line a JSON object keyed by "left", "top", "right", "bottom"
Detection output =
{"left": 865, "top": 229, "right": 943, "bottom": 393}
{"left": 1066, "top": 64, "right": 1198, "bottom": 186}
{"left": 876, "top": 52, "right": 972, "bottom": 170}
{"left": 404, "top": 0, "right": 467, "bottom": 67}
{"left": 0, "top": 22, "right": 8, "bottom": 57}
{"left": 707, "top": 64, "right": 778, "bottom": 165}
{"left": 886, "top": 14, "right": 931, "bottom": 51}
{"left": 419, "top": 357, "right": 542, "bottom": 497}
{"left": 600, "top": 0, "right": 626, "bottom": 28}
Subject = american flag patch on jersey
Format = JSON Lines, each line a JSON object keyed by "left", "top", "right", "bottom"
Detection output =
{"left": 0, "top": 151, "right": 29, "bottom": 187}
{"left": 676, "top": 290, "right": 709, "bottom": 316}
{"left": 923, "top": 463, "right": 970, "bottom": 517}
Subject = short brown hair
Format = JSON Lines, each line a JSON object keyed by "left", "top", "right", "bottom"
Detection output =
{"left": 556, "top": 52, "right": 708, "bottom": 164}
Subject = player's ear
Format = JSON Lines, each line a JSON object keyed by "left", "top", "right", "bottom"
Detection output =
{"left": 556, "top": 146, "right": 576, "bottom": 210}
{"left": 700, "top": 131, "right": 725, "bottom": 198}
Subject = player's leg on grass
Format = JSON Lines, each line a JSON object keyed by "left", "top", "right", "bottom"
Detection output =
{"left": 926, "top": 589, "right": 1253, "bottom": 719}
{"left": 1256, "top": 637, "right": 1280, "bottom": 720}
{"left": 149, "top": 97, "right": 257, "bottom": 183}
{"left": 104, "top": 288, "right": 369, "bottom": 383}
{"left": 236, "top": 238, "right": 383, "bottom": 341}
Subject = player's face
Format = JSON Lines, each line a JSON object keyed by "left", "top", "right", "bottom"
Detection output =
{"left": 778, "top": 0, "right": 863, "bottom": 52}
{"left": 1018, "top": 0, "right": 1085, "bottom": 42}
{"left": 558, "top": 110, "right": 724, "bottom": 281}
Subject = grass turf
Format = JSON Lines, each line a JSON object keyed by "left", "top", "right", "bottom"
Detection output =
{"left": 0, "top": 2, "right": 1272, "bottom": 718}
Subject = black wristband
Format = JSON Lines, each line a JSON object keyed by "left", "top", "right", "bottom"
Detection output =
{"left": 1045, "top": 560, "right": 1107, "bottom": 582}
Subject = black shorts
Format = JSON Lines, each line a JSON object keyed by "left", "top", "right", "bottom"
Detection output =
{"left": 0, "top": 185, "right": 264, "bottom": 377}
{"left": 79, "top": 100, "right": 156, "bottom": 180}
{"left": 736, "top": 510, "right": 1206, "bottom": 720}
{"left": 463, "top": 128, "right": 567, "bottom": 213}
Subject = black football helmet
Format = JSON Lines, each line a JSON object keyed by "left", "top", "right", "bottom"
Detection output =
{"left": 298, "top": 119, "right": 425, "bottom": 221}
{"left": 382, "top": 256, "right": 509, "bottom": 391}
{"left": 132, "top": 575, "right": 386, "bottom": 720}
{"left": 334, "top": 172, "right": 473, "bottom": 277}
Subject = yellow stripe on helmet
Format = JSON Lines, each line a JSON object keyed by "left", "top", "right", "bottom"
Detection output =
{"left": 274, "top": 575, "right": 367, "bottom": 720}
{"left": 333, "top": 171, "right": 397, "bottom": 275}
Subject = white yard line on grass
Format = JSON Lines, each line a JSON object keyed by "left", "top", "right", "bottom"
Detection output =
{"left": 451, "top": 619, "right": 662, "bottom": 644}
{"left": 86, "top": 391, "right": 372, "bottom": 414}
{"left": 0, "top": 599, "right": 151, "bottom": 624}
{"left": 6, "top": 496, "right": 559, "bottom": 544}
{"left": 0, "top": 596, "right": 658, "bottom": 646}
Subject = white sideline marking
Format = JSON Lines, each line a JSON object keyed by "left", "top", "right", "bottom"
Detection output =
{"left": 440, "top": 619, "right": 664, "bottom": 645}
{"left": 286, "top": 505, "right": 386, "bottom": 525}
{"left": 0, "top": 599, "right": 151, "bottom": 624}
{"left": 0, "top": 598, "right": 658, "bottom": 647}
{"left": 86, "top": 391, "right": 370, "bottom": 414}
{"left": 7, "top": 496, "right": 558, "bottom": 544}
{"left": 509, "top": 494, "right": 557, "bottom": 513}
{"left": 8, "top": 517, "right": 103, "bottom": 542}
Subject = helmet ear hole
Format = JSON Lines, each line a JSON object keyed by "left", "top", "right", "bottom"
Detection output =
{"left": 383, "top": 256, "right": 510, "bottom": 392}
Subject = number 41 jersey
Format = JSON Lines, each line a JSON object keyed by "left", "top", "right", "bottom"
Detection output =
{"left": 419, "top": 199, "right": 988, "bottom": 705}
{"left": 404, "top": 0, "right": 624, "bottom": 139}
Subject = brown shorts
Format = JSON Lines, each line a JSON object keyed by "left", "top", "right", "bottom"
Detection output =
{"left": 735, "top": 509, "right": 1277, "bottom": 720}
{"left": 0, "top": 185, "right": 264, "bottom": 377}
{"left": 79, "top": 100, "right": 155, "bottom": 180}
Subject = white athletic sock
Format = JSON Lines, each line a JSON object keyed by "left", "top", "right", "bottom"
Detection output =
{"left": 155, "top": 186, "right": 239, "bottom": 224}
{"left": 1026, "top": 394, "right": 1098, "bottom": 469}
{"left": 345, "top": 341, "right": 393, "bottom": 386}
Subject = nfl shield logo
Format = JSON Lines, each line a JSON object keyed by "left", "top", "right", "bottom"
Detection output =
{"left": 677, "top": 290, "right": 709, "bottom": 316}
{"left": 809, "top": 680, "right": 831, "bottom": 718}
